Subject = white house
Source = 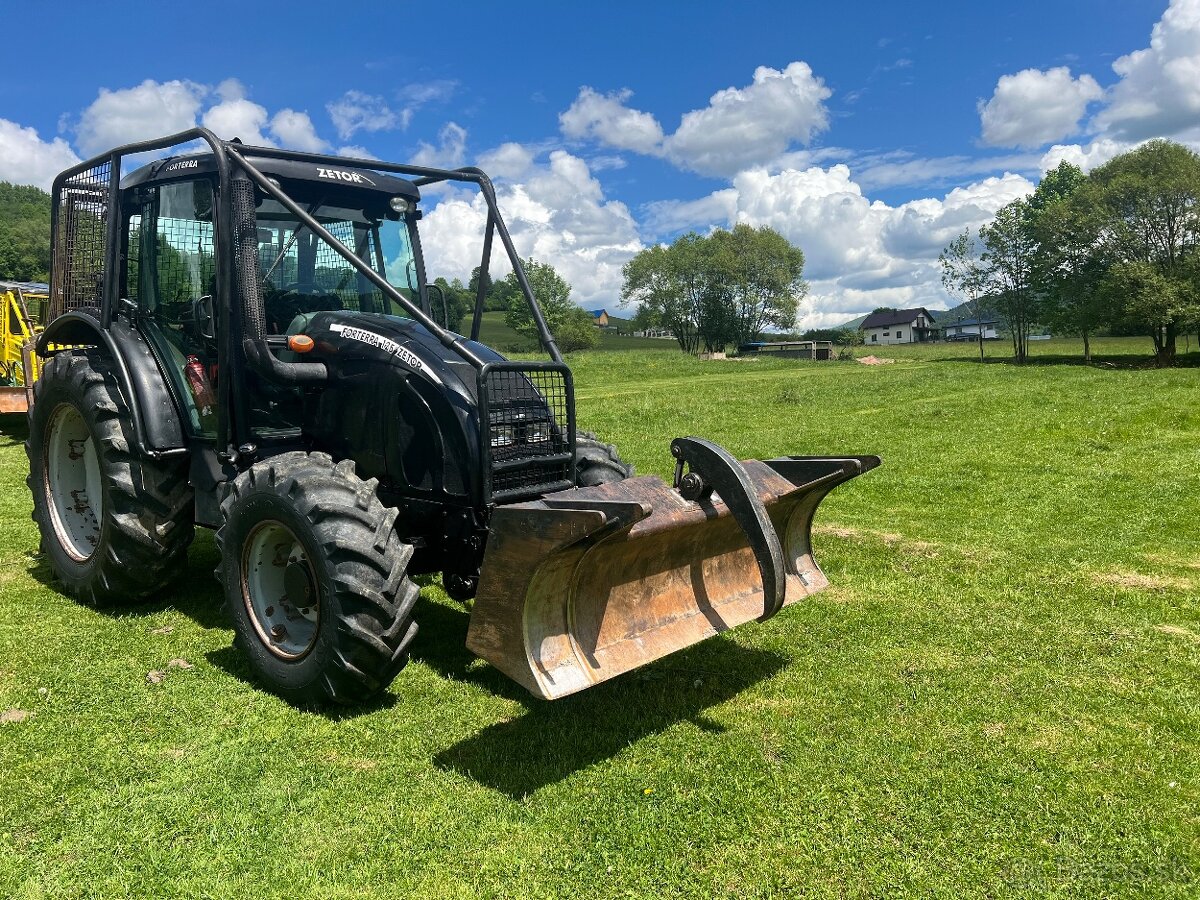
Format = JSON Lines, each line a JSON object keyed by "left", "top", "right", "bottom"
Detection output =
{"left": 860, "top": 308, "right": 938, "bottom": 346}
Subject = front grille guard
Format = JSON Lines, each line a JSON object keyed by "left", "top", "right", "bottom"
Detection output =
{"left": 478, "top": 361, "right": 576, "bottom": 504}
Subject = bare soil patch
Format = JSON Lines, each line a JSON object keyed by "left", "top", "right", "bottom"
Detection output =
{"left": 1092, "top": 571, "right": 1193, "bottom": 592}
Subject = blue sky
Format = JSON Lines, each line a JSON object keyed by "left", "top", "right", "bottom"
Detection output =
{"left": 0, "top": 0, "right": 1191, "bottom": 326}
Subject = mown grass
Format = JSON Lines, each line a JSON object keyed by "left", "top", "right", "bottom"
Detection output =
{"left": 0, "top": 336, "right": 1197, "bottom": 898}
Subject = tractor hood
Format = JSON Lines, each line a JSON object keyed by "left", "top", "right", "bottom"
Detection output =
{"left": 299, "top": 310, "right": 503, "bottom": 397}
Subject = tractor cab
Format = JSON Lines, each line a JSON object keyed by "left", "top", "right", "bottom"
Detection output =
{"left": 118, "top": 153, "right": 433, "bottom": 439}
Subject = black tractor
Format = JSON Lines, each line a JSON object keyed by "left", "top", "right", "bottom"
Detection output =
{"left": 27, "top": 129, "right": 877, "bottom": 703}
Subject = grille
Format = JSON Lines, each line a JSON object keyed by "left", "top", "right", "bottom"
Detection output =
{"left": 49, "top": 161, "right": 115, "bottom": 323}
{"left": 481, "top": 363, "right": 574, "bottom": 502}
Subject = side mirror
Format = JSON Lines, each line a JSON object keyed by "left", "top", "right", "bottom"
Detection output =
{"left": 427, "top": 284, "right": 449, "bottom": 329}
{"left": 192, "top": 295, "right": 216, "bottom": 340}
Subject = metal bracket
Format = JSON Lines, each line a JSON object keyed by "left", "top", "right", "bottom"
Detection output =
{"left": 671, "top": 437, "right": 787, "bottom": 621}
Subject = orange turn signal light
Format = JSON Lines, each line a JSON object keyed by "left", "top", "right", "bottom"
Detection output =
{"left": 287, "top": 334, "right": 315, "bottom": 353}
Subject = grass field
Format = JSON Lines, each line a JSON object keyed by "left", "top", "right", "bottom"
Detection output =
{"left": 1, "top": 336, "right": 1197, "bottom": 897}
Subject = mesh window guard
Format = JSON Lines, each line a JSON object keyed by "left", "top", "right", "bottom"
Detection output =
{"left": 49, "top": 161, "right": 115, "bottom": 323}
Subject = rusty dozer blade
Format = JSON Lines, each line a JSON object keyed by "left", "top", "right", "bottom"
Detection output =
{"left": 467, "top": 438, "right": 880, "bottom": 700}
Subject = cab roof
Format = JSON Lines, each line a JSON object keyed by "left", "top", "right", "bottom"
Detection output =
{"left": 120, "top": 151, "right": 422, "bottom": 202}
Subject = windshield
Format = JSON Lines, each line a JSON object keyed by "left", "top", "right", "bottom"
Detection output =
{"left": 254, "top": 193, "right": 418, "bottom": 332}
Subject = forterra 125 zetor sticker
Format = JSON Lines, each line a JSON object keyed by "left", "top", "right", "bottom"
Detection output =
{"left": 328, "top": 323, "right": 441, "bottom": 383}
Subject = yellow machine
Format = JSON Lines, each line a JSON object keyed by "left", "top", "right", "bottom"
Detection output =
{"left": 0, "top": 281, "right": 46, "bottom": 414}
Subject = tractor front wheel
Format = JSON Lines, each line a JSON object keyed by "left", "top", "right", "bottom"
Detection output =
{"left": 575, "top": 431, "right": 634, "bottom": 487}
{"left": 216, "top": 452, "right": 419, "bottom": 705}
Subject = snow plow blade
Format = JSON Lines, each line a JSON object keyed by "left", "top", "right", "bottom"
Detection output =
{"left": 467, "top": 438, "right": 880, "bottom": 699}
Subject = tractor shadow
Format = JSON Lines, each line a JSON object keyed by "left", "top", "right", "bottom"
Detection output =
{"left": 411, "top": 596, "right": 787, "bottom": 798}
{"left": 24, "top": 528, "right": 230, "bottom": 630}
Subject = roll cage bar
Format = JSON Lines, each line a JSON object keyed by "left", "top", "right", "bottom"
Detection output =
{"left": 49, "top": 126, "right": 564, "bottom": 369}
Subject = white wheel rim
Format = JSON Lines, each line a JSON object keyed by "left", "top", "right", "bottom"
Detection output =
{"left": 241, "top": 520, "right": 320, "bottom": 659}
{"left": 44, "top": 402, "right": 103, "bottom": 562}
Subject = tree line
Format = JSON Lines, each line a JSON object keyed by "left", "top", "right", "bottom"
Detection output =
{"left": 941, "top": 139, "right": 1200, "bottom": 364}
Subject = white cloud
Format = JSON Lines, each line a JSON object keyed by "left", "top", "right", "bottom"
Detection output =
{"left": 420, "top": 150, "right": 643, "bottom": 309}
{"left": 557, "top": 62, "right": 832, "bottom": 178}
{"left": 477, "top": 142, "right": 536, "bottom": 180}
{"left": 269, "top": 109, "right": 330, "bottom": 153}
{"left": 559, "top": 87, "right": 664, "bottom": 154}
{"left": 73, "top": 79, "right": 338, "bottom": 156}
{"left": 337, "top": 144, "right": 378, "bottom": 160}
{"left": 664, "top": 62, "right": 832, "bottom": 177}
{"left": 412, "top": 122, "right": 468, "bottom": 169}
{"left": 978, "top": 67, "right": 1103, "bottom": 148}
{"left": 1093, "top": 0, "right": 1200, "bottom": 140}
{"left": 76, "top": 79, "right": 206, "bottom": 157}
{"left": 202, "top": 96, "right": 272, "bottom": 145}
{"left": 0, "top": 119, "right": 80, "bottom": 189}
{"left": 327, "top": 90, "right": 404, "bottom": 140}
{"left": 398, "top": 80, "right": 458, "bottom": 105}
{"left": 1038, "top": 138, "right": 1134, "bottom": 173}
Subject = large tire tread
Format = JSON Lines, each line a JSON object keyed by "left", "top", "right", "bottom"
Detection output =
{"left": 216, "top": 451, "right": 418, "bottom": 706}
{"left": 25, "top": 352, "right": 194, "bottom": 606}
{"left": 575, "top": 430, "right": 634, "bottom": 487}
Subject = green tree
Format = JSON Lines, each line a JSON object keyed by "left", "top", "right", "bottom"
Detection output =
{"left": 981, "top": 199, "right": 1039, "bottom": 363}
{"left": 622, "top": 240, "right": 703, "bottom": 353}
{"left": 554, "top": 307, "right": 600, "bottom": 352}
{"left": 709, "top": 224, "right": 805, "bottom": 348}
{"left": 1028, "top": 160, "right": 1088, "bottom": 214}
{"left": 939, "top": 228, "right": 989, "bottom": 362}
{"left": 504, "top": 257, "right": 592, "bottom": 351}
{"left": 470, "top": 265, "right": 519, "bottom": 312}
{"left": 622, "top": 225, "right": 806, "bottom": 354}
{"left": 1032, "top": 180, "right": 1112, "bottom": 362}
{"left": 1089, "top": 139, "right": 1200, "bottom": 362}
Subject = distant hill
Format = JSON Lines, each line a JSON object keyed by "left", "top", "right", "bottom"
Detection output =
{"left": 837, "top": 313, "right": 869, "bottom": 330}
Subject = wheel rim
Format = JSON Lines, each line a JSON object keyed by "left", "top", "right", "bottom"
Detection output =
{"left": 241, "top": 520, "right": 320, "bottom": 660}
{"left": 43, "top": 402, "right": 103, "bottom": 562}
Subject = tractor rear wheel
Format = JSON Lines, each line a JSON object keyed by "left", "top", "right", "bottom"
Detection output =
{"left": 216, "top": 452, "right": 419, "bottom": 705}
{"left": 575, "top": 431, "right": 634, "bottom": 487}
{"left": 25, "top": 352, "right": 194, "bottom": 605}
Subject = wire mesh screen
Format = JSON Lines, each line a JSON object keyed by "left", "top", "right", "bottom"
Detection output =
{"left": 314, "top": 221, "right": 364, "bottom": 311}
{"left": 49, "top": 161, "right": 115, "bottom": 323}
{"left": 152, "top": 217, "right": 215, "bottom": 318}
{"left": 483, "top": 365, "right": 574, "bottom": 500}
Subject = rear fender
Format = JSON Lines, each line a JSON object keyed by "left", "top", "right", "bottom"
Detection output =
{"left": 37, "top": 311, "right": 186, "bottom": 453}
